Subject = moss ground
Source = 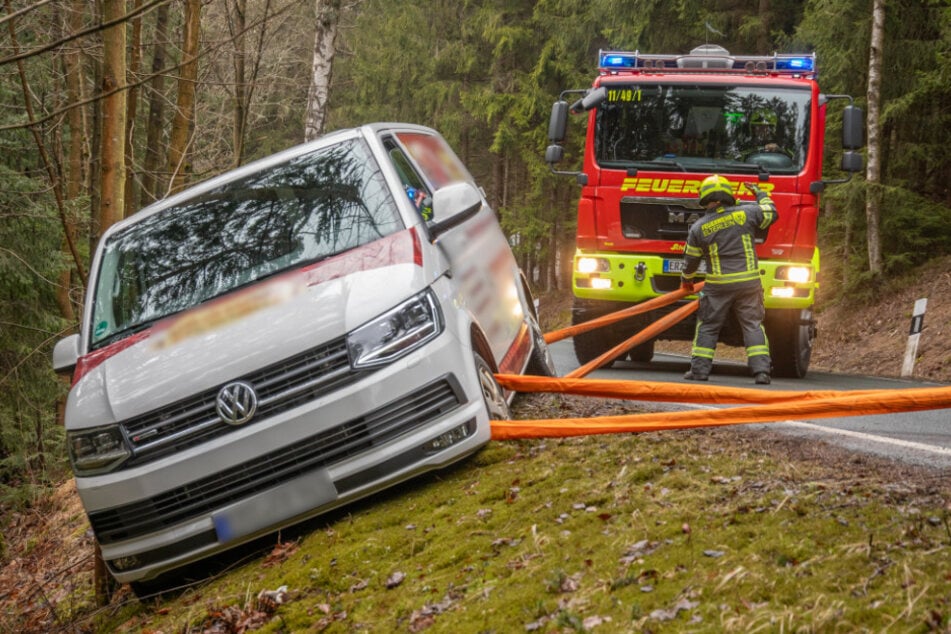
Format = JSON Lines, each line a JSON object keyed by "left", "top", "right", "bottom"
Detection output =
{"left": 87, "top": 394, "right": 951, "bottom": 633}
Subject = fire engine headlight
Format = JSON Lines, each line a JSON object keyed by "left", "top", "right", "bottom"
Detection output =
{"left": 68, "top": 425, "right": 131, "bottom": 475}
{"left": 577, "top": 257, "right": 610, "bottom": 274}
{"left": 776, "top": 266, "right": 811, "bottom": 283}
{"left": 348, "top": 289, "right": 443, "bottom": 368}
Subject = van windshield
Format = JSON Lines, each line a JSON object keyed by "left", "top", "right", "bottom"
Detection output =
{"left": 90, "top": 138, "right": 403, "bottom": 349}
{"left": 594, "top": 84, "right": 811, "bottom": 174}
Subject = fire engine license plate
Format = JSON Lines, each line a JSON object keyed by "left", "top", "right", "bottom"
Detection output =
{"left": 663, "top": 259, "right": 707, "bottom": 274}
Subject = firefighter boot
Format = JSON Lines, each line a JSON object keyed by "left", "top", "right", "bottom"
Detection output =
{"left": 754, "top": 372, "right": 771, "bottom": 385}
{"left": 683, "top": 370, "right": 709, "bottom": 381}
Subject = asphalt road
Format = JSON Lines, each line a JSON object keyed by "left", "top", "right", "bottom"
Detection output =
{"left": 548, "top": 341, "right": 951, "bottom": 469}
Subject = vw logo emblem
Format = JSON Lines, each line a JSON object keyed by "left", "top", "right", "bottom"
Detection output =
{"left": 216, "top": 381, "right": 258, "bottom": 426}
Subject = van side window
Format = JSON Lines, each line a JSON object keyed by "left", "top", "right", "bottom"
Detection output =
{"left": 383, "top": 138, "right": 432, "bottom": 221}
{"left": 393, "top": 132, "right": 474, "bottom": 190}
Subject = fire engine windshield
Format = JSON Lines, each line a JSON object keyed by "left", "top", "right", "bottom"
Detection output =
{"left": 594, "top": 84, "right": 811, "bottom": 174}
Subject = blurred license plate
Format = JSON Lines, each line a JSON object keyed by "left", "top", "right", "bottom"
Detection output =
{"left": 663, "top": 259, "right": 687, "bottom": 273}
{"left": 663, "top": 259, "right": 706, "bottom": 274}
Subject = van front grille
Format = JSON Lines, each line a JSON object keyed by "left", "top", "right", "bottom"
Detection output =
{"left": 90, "top": 378, "right": 464, "bottom": 545}
{"left": 121, "top": 338, "right": 361, "bottom": 467}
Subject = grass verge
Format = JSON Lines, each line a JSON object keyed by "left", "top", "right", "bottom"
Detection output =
{"left": 73, "top": 393, "right": 951, "bottom": 634}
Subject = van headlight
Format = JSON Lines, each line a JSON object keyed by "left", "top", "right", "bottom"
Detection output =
{"left": 68, "top": 425, "right": 131, "bottom": 475}
{"left": 348, "top": 289, "right": 443, "bottom": 368}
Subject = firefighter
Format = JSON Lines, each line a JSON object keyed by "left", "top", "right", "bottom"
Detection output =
{"left": 680, "top": 175, "right": 777, "bottom": 384}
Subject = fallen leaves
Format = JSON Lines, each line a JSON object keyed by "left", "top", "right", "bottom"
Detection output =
{"left": 260, "top": 539, "right": 299, "bottom": 568}
{"left": 197, "top": 585, "right": 291, "bottom": 634}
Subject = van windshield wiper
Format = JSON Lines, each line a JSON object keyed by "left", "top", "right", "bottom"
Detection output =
{"left": 92, "top": 320, "right": 157, "bottom": 350}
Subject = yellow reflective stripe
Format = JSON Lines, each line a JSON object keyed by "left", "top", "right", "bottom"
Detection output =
{"left": 747, "top": 345, "right": 770, "bottom": 357}
{"left": 691, "top": 346, "right": 715, "bottom": 359}
{"left": 742, "top": 234, "right": 756, "bottom": 273}
{"left": 709, "top": 243, "right": 721, "bottom": 275}
{"left": 759, "top": 198, "right": 775, "bottom": 228}
{"left": 684, "top": 244, "right": 702, "bottom": 257}
{"left": 704, "top": 270, "right": 761, "bottom": 284}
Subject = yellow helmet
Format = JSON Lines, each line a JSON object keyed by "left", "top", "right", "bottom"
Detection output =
{"left": 699, "top": 174, "right": 735, "bottom": 207}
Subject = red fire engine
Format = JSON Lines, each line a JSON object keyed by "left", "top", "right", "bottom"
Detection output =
{"left": 546, "top": 44, "right": 865, "bottom": 377}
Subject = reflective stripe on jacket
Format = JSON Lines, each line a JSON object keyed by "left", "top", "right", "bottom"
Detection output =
{"left": 682, "top": 192, "right": 777, "bottom": 285}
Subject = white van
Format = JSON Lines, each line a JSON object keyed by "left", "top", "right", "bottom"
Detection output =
{"left": 53, "top": 123, "right": 554, "bottom": 594}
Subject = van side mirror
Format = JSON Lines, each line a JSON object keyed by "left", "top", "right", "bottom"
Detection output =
{"left": 53, "top": 334, "right": 80, "bottom": 376}
{"left": 842, "top": 105, "right": 864, "bottom": 150}
{"left": 428, "top": 182, "right": 483, "bottom": 238}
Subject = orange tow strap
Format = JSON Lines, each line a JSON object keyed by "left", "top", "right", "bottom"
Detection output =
{"left": 544, "top": 283, "right": 704, "bottom": 343}
{"left": 490, "top": 380, "right": 951, "bottom": 440}
{"left": 490, "top": 285, "right": 951, "bottom": 440}
{"left": 565, "top": 300, "right": 699, "bottom": 379}
{"left": 495, "top": 374, "right": 889, "bottom": 405}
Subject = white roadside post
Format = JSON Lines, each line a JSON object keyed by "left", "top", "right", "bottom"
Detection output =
{"left": 901, "top": 298, "right": 928, "bottom": 378}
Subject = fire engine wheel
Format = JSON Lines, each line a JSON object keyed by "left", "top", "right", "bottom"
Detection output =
{"left": 766, "top": 308, "right": 814, "bottom": 379}
{"left": 475, "top": 352, "right": 511, "bottom": 420}
{"left": 571, "top": 308, "right": 654, "bottom": 367}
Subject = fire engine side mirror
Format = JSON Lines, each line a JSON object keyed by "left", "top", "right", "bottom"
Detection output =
{"left": 545, "top": 144, "right": 564, "bottom": 164}
{"left": 842, "top": 105, "right": 864, "bottom": 150}
{"left": 570, "top": 86, "right": 606, "bottom": 113}
{"left": 548, "top": 101, "right": 569, "bottom": 143}
{"left": 840, "top": 151, "right": 863, "bottom": 173}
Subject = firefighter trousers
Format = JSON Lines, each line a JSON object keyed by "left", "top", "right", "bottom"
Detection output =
{"left": 689, "top": 281, "right": 771, "bottom": 377}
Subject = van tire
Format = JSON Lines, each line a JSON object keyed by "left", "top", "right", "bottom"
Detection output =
{"left": 475, "top": 353, "right": 510, "bottom": 420}
{"left": 525, "top": 317, "right": 557, "bottom": 376}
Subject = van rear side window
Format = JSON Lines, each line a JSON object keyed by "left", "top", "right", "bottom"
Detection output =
{"left": 91, "top": 139, "right": 402, "bottom": 349}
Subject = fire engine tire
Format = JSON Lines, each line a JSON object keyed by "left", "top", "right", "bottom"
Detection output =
{"left": 571, "top": 304, "right": 654, "bottom": 366}
{"left": 628, "top": 339, "right": 656, "bottom": 363}
{"left": 475, "top": 352, "right": 511, "bottom": 420}
{"left": 766, "top": 308, "right": 814, "bottom": 379}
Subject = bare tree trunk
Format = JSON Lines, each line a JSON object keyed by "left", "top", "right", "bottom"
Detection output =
{"left": 229, "top": 0, "right": 248, "bottom": 166}
{"left": 865, "top": 0, "right": 885, "bottom": 275}
{"left": 140, "top": 1, "right": 169, "bottom": 206}
{"left": 3, "top": 0, "right": 87, "bottom": 288}
{"left": 167, "top": 0, "right": 201, "bottom": 195}
{"left": 757, "top": 0, "right": 771, "bottom": 53}
{"left": 123, "top": 0, "right": 142, "bottom": 218}
{"left": 99, "top": 0, "right": 127, "bottom": 233}
{"left": 304, "top": 0, "right": 341, "bottom": 141}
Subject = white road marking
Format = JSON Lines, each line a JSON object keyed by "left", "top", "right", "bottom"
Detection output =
{"left": 776, "top": 420, "right": 951, "bottom": 456}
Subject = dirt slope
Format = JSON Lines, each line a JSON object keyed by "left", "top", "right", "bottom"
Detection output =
{"left": 810, "top": 256, "right": 951, "bottom": 383}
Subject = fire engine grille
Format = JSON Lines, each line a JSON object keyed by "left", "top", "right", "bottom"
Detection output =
{"left": 619, "top": 196, "right": 769, "bottom": 242}
{"left": 619, "top": 197, "right": 702, "bottom": 241}
{"left": 121, "top": 337, "right": 361, "bottom": 467}
{"left": 90, "top": 377, "right": 464, "bottom": 544}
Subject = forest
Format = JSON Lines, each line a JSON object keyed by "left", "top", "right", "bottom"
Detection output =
{"left": 0, "top": 0, "right": 949, "bottom": 506}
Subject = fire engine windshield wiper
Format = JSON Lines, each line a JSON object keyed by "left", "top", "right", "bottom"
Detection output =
{"left": 644, "top": 159, "right": 687, "bottom": 172}
{"left": 722, "top": 161, "right": 770, "bottom": 177}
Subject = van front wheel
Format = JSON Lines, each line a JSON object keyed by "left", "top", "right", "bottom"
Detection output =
{"left": 475, "top": 353, "right": 510, "bottom": 420}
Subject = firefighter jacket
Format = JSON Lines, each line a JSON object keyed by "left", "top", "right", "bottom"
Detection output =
{"left": 682, "top": 191, "right": 777, "bottom": 286}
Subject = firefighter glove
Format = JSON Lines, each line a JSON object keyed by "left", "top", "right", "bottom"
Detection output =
{"left": 744, "top": 182, "right": 763, "bottom": 196}
{"left": 680, "top": 276, "right": 695, "bottom": 292}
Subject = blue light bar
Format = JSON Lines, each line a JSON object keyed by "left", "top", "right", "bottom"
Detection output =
{"left": 776, "top": 57, "right": 814, "bottom": 72}
{"left": 601, "top": 53, "right": 637, "bottom": 69}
